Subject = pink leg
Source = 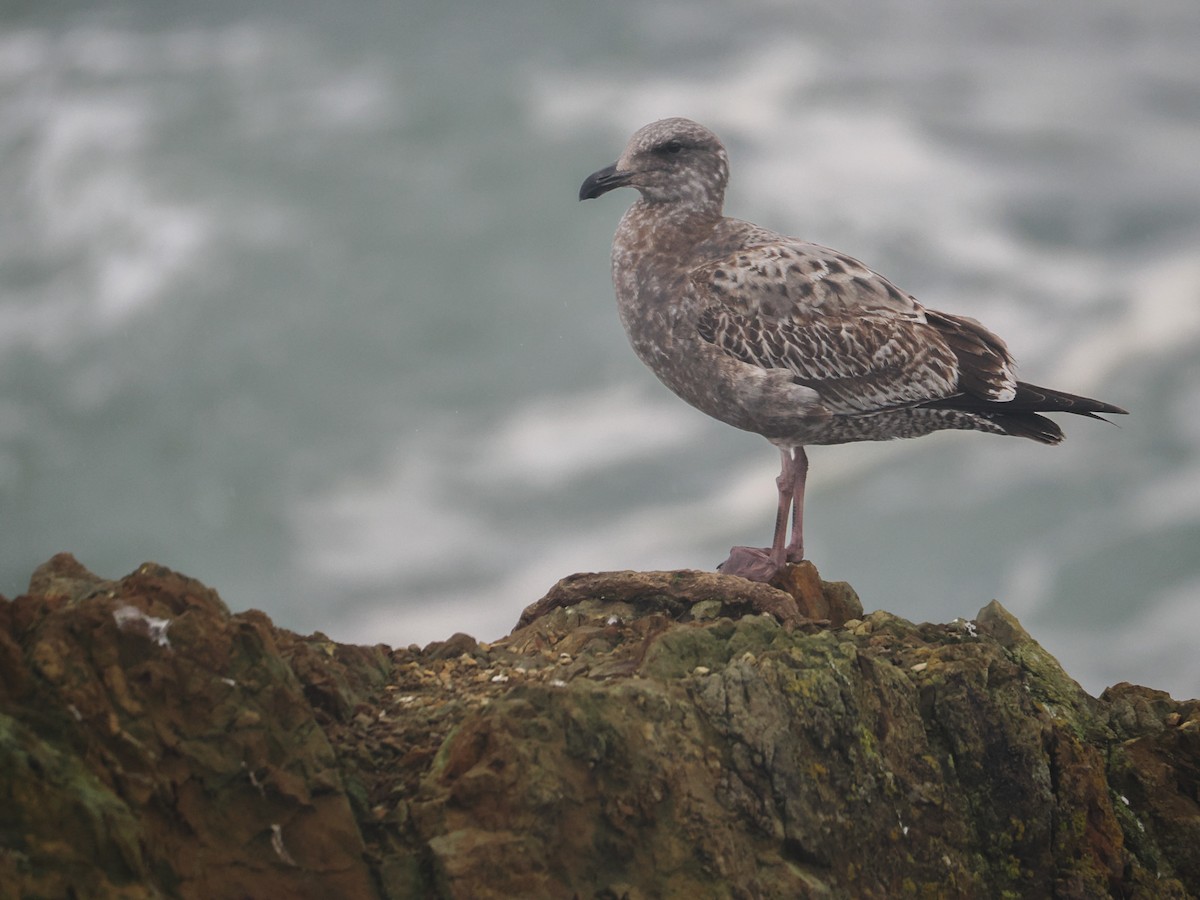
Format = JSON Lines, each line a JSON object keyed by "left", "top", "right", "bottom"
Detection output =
{"left": 719, "top": 447, "right": 803, "bottom": 582}
{"left": 785, "top": 447, "right": 808, "bottom": 562}
{"left": 768, "top": 448, "right": 797, "bottom": 569}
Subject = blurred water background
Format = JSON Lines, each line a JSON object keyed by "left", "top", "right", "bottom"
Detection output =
{"left": 2, "top": 0, "right": 1198, "bottom": 697}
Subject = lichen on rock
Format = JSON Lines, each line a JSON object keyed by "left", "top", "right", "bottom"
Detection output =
{"left": 1, "top": 554, "right": 1197, "bottom": 899}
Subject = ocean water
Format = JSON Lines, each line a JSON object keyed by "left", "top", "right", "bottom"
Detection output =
{"left": 2, "top": 0, "right": 1198, "bottom": 697}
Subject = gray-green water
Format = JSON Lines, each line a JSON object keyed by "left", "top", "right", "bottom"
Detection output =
{"left": 3, "top": 0, "right": 1199, "bottom": 697}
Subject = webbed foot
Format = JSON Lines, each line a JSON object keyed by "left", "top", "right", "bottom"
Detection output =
{"left": 717, "top": 546, "right": 786, "bottom": 583}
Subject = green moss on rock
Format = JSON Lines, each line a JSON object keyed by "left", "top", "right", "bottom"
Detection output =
{"left": 2, "top": 555, "right": 1198, "bottom": 899}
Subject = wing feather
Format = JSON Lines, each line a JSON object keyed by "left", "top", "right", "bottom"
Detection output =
{"left": 692, "top": 240, "right": 1018, "bottom": 413}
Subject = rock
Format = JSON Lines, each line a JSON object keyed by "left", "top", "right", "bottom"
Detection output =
{"left": 423, "top": 632, "right": 481, "bottom": 661}
{"left": 2, "top": 555, "right": 1198, "bottom": 899}
{"left": 513, "top": 563, "right": 863, "bottom": 635}
{"left": 0, "top": 554, "right": 378, "bottom": 900}
{"left": 1102, "top": 682, "right": 1200, "bottom": 891}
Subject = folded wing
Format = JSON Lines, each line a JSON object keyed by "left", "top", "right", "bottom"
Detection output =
{"left": 693, "top": 240, "right": 1019, "bottom": 415}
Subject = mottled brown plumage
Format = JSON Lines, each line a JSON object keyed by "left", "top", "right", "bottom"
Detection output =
{"left": 579, "top": 117, "right": 1126, "bottom": 581}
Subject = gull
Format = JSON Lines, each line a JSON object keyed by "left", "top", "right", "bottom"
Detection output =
{"left": 579, "top": 117, "right": 1127, "bottom": 583}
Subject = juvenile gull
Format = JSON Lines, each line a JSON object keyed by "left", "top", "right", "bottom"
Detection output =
{"left": 579, "top": 117, "right": 1127, "bottom": 583}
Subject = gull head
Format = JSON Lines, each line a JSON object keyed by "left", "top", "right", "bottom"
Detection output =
{"left": 579, "top": 117, "right": 729, "bottom": 213}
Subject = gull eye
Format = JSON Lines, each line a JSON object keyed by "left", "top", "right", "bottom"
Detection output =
{"left": 656, "top": 140, "right": 685, "bottom": 155}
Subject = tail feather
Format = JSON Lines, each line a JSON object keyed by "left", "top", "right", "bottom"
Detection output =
{"left": 983, "top": 411, "right": 1065, "bottom": 445}
{"left": 921, "top": 381, "right": 1127, "bottom": 445}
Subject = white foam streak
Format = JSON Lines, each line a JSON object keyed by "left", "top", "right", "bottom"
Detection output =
{"left": 1050, "top": 253, "right": 1200, "bottom": 389}
{"left": 530, "top": 39, "right": 819, "bottom": 142}
{"left": 1, "top": 33, "right": 215, "bottom": 343}
{"left": 332, "top": 457, "right": 777, "bottom": 648}
{"left": 488, "top": 385, "right": 703, "bottom": 486}
{"left": 294, "top": 386, "right": 708, "bottom": 586}
{"left": 292, "top": 444, "right": 478, "bottom": 585}
{"left": 1, "top": 23, "right": 401, "bottom": 351}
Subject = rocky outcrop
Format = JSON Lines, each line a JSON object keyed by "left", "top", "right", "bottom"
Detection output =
{"left": 1, "top": 554, "right": 1197, "bottom": 899}
{"left": 0, "top": 555, "right": 381, "bottom": 900}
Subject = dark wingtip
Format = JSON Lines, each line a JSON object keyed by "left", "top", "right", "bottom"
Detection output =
{"left": 1073, "top": 400, "right": 1129, "bottom": 417}
{"left": 1017, "top": 382, "right": 1129, "bottom": 417}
